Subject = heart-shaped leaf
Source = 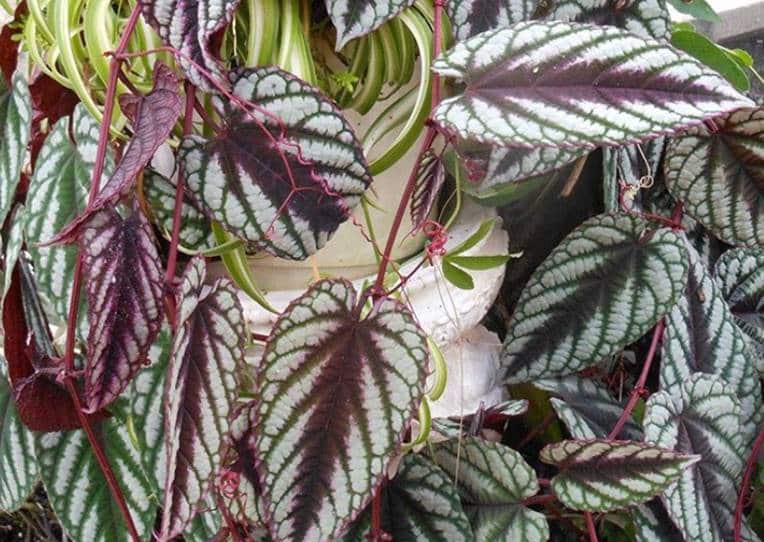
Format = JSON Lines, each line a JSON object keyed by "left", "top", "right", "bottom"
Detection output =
{"left": 181, "top": 67, "right": 371, "bottom": 260}
{"left": 446, "top": 0, "right": 536, "bottom": 41}
{"left": 0, "top": 67, "right": 31, "bottom": 228}
{"left": 140, "top": 0, "right": 240, "bottom": 91}
{"left": 660, "top": 242, "right": 763, "bottom": 441}
{"left": 326, "top": 0, "right": 416, "bottom": 50}
{"left": 0, "top": 358, "right": 36, "bottom": 511}
{"left": 643, "top": 374, "right": 752, "bottom": 542}
{"left": 25, "top": 105, "right": 108, "bottom": 324}
{"left": 433, "top": 21, "right": 752, "bottom": 150}
{"left": 47, "top": 63, "right": 182, "bottom": 246}
{"left": 255, "top": 279, "right": 428, "bottom": 541}
{"left": 536, "top": 376, "right": 643, "bottom": 441}
{"left": 340, "top": 453, "right": 473, "bottom": 542}
{"left": 502, "top": 213, "right": 688, "bottom": 383}
{"left": 665, "top": 107, "right": 764, "bottom": 248}
{"left": 433, "top": 437, "right": 549, "bottom": 541}
{"left": 540, "top": 439, "right": 700, "bottom": 512}
{"left": 160, "top": 257, "right": 245, "bottom": 540}
{"left": 35, "top": 417, "right": 157, "bottom": 542}
{"left": 542, "top": 0, "right": 670, "bottom": 40}
{"left": 79, "top": 207, "right": 165, "bottom": 412}
{"left": 715, "top": 248, "right": 764, "bottom": 372}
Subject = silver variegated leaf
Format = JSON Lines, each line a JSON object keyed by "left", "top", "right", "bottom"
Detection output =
{"left": 433, "top": 437, "right": 549, "bottom": 542}
{"left": 35, "top": 418, "right": 157, "bottom": 542}
{"left": 340, "top": 453, "right": 473, "bottom": 542}
{"left": 715, "top": 248, "right": 764, "bottom": 372}
{"left": 502, "top": 213, "right": 688, "bottom": 383}
{"left": 0, "top": 68, "right": 31, "bottom": 228}
{"left": 632, "top": 500, "right": 684, "bottom": 542}
{"left": 140, "top": 0, "right": 240, "bottom": 91}
{"left": 80, "top": 208, "right": 165, "bottom": 412}
{"left": 326, "top": 0, "right": 416, "bottom": 49}
{"left": 540, "top": 439, "right": 699, "bottom": 512}
{"left": 160, "top": 257, "right": 245, "bottom": 540}
{"left": 643, "top": 374, "right": 752, "bottom": 542}
{"left": 664, "top": 107, "right": 764, "bottom": 248}
{"left": 256, "top": 279, "right": 428, "bottom": 542}
{"left": 660, "top": 242, "right": 763, "bottom": 441}
{"left": 536, "top": 376, "right": 642, "bottom": 440}
{"left": 433, "top": 21, "right": 753, "bottom": 150}
{"left": 542, "top": 0, "right": 670, "bottom": 40}
{"left": 25, "top": 105, "right": 108, "bottom": 323}
{"left": 446, "top": 0, "right": 536, "bottom": 41}
{"left": 143, "top": 169, "right": 214, "bottom": 251}
{"left": 181, "top": 67, "right": 371, "bottom": 260}
{"left": 2, "top": 205, "right": 25, "bottom": 305}
{"left": 0, "top": 358, "right": 36, "bottom": 511}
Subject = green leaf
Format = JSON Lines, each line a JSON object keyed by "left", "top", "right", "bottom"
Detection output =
{"left": 536, "top": 376, "right": 642, "bottom": 441}
{"left": 0, "top": 67, "right": 31, "bottom": 228}
{"left": 666, "top": 0, "right": 721, "bottom": 23}
{"left": 502, "top": 213, "right": 689, "bottom": 383}
{"left": 35, "top": 416, "right": 157, "bottom": 541}
{"left": 540, "top": 439, "right": 700, "bottom": 512}
{"left": 0, "top": 357, "right": 37, "bottom": 511}
{"left": 255, "top": 279, "right": 428, "bottom": 541}
{"left": 660, "top": 242, "right": 763, "bottom": 442}
{"left": 664, "top": 107, "right": 764, "bottom": 248}
{"left": 448, "top": 218, "right": 497, "bottom": 256}
{"left": 643, "top": 373, "right": 754, "bottom": 542}
{"left": 442, "top": 259, "right": 475, "bottom": 290}
{"left": 432, "top": 437, "right": 549, "bottom": 541}
{"left": 715, "top": 248, "right": 764, "bottom": 373}
{"left": 341, "top": 453, "right": 473, "bottom": 542}
{"left": 447, "top": 254, "right": 511, "bottom": 270}
{"left": 671, "top": 29, "right": 750, "bottom": 91}
{"left": 25, "top": 105, "right": 111, "bottom": 324}
{"left": 432, "top": 21, "right": 752, "bottom": 150}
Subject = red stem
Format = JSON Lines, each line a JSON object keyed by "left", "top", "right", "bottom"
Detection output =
{"left": 734, "top": 423, "right": 764, "bottom": 542}
{"left": 59, "top": 5, "right": 144, "bottom": 541}
{"left": 163, "top": 81, "right": 197, "bottom": 327}
{"left": 585, "top": 511, "right": 599, "bottom": 542}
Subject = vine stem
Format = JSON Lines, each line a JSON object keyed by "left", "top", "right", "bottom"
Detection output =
{"left": 734, "top": 423, "right": 764, "bottom": 542}
{"left": 59, "top": 4, "right": 144, "bottom": 540}
{"left": 164, "top": 81, "right": 197, "bottom": 327}
{"left": 585, "top": 512, "right": 599, "bottom": 542}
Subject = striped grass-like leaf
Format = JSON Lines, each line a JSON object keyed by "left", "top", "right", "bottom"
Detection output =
{"left": 446, "top": 0, "right": 536, "bottom": 41}
{"left": 256, "top": 279, "right": 428, "bottom": 541}
{"left": 540, "top": 439, "right": 700, "bottom": 512}
{"left": 715, "top": 248, "right": 764, "bottom": 372}
{"left": 143, "top": 169, "right": 214, "bottom": 251}
{"left": 160, "top": 257, "right": 245, "bottom": 540}
{"left": 643, "top": 374, "right": 751, "bottom": 542}
{"left": 502, "top": 213, "right": 688, "bottom": 383}
{"left": 541, "top": 0, "right": 670, "bottom": 40}
{"left": 181, "top": 67, "right": 371, "bottom": 260}
{"left": 432, "top": 21, "right": 753, "bottom": 150}
{"left": 25, "top": 105, "right": 108, "bottom": 323}
{"left": 80, "top": 208, "right": 165, "bottom": 412}
{"left": 35, "top": 418, "right": 157, "bottom": 542}
{"left": 0, "top": 359, "right": 36, "bottom": 511}
{"left": 326, "top": 0, "right": 416, "bottom": 49}
{"left": 0, "top": 68, "right": 31, "bottom": 228}
{"left": 140, "top": 0, "right": 240, "bottom": 91}
{"left": 660, "top": 242, "right": 763, "bottom": 441}
{"left": 433, "top": 437, "right": 549, "bottom": 541}
{"left": 664, "top": 107, "right": 764, "bottom": 247}
{"left": 341, "top": 453, "right": 473, "bottom": 542}
{"left": 536, "top": 376, "right": 642, "bottom": 440}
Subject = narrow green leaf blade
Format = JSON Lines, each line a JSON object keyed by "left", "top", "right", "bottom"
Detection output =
{"left": 503, "top": 213, "right": 688, "bottom": 383}
{"left": 433, "top": 21, "right": 753, "bottom": 150}
{"left": 433, "top": 437, "right": 549, "bottom": 541}
{"left": 671, "top": 29, "right": 750, "bottom": 91}
{"left": 541, "top": 439, "right": 700, "bottom": 512}
{"left": 442, "top": 259, "right": 475, "bottom": 290}
{"left": 448, "top": 254, "right": 511, "bottom": 270}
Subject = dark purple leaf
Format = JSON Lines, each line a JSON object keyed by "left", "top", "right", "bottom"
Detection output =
{"left": 160, "top": 257, "right": 245, "bottom": 540}
{"left": 410, "top": 150, "right": 445, "bottom": 232}
{"left": 45, "top": 62, "right": 181, "bottom": 245}
{"left": 79, "top": 206, "right": 165, "bottom": 413}
{"left": 140, "top": 0, "right": 240, "bottom": 91}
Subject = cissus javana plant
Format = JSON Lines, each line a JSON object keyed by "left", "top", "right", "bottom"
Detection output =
{"left": 0, "top": 0, "right": 763, "bottom": 541}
